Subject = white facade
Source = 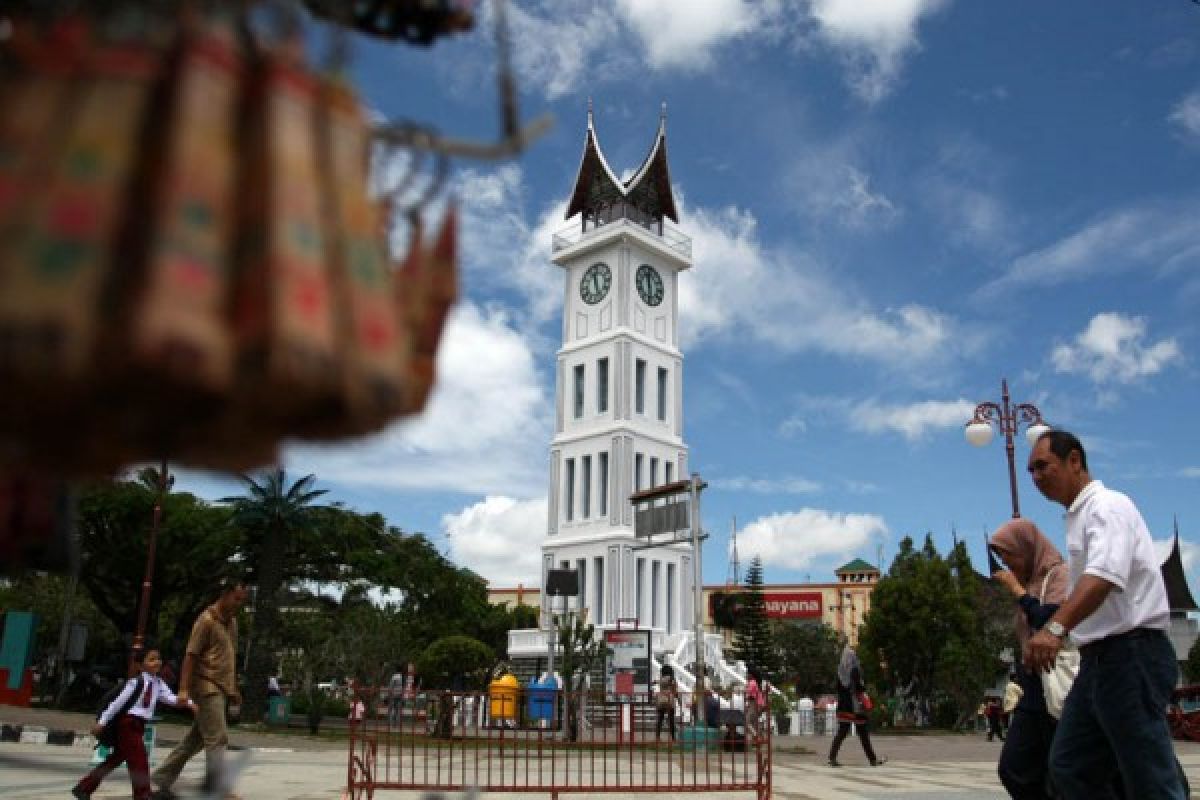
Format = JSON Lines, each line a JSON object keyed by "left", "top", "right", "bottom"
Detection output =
{"left": 539, "top": 112, "right": 695, "bottom": 638}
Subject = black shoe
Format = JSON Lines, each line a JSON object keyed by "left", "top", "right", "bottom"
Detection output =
{"left": 827, "top": 759, "right": 841, "bottom": 767}
{"left": 871, "top": 756, "right": 888, "bottom": 767}
{"left": 70, "top": 787, "right": 89, "bottom": 800}
{"left": 150, "top": 789, "right": 179, "bottom": 800}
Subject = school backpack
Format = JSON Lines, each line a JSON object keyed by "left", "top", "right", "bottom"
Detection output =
{"left": 95, "top": 675, "right": 144, "bottom": 747}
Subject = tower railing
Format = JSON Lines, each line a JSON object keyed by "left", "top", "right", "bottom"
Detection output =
{"left": 552, "top": 210, "right": 692, "bottom": 259}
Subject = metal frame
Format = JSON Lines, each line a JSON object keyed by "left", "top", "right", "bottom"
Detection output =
{"left": 345, "top": 687, "right": 771, "bottom": 800}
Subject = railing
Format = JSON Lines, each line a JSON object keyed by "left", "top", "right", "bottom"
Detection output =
{"left": 346, "top": 688, "right": 770, "bottom": 800}
{"left": 551, "top": 212, "right": 692, "bottom": 260}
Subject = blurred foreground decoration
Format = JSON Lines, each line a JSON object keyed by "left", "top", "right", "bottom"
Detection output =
{"left": 0, "top": 0, "right": 547, "bottom": 570}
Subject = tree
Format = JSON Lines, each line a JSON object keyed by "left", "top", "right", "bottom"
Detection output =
{"left": 773, "top": 621, "right": 841, "bottom": 698}
{"left": 857, "top": 533, "right": 1013, "bottom": 728}
{"left": 416, "top": 635, "right": 494, "bottom": 738}
{"left": 553, "top": 612, "right": 605, "bottom": 741}
{"left": 1186, "top": 636, "right": 1200, "bottom": 683}
{"left": 74, "top": 476, "right": 239, "bottom": 660}
{"left": 709, "top": 590, "right": 743, "bottom": 630}
{"left": 223, "top": 470, "right": 327, "bottom": 723}
{"left": 730, "top": 556, "right": 778, "bottom": 678}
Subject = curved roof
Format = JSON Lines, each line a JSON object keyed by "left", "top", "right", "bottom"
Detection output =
{"left": 836, "top": 558, "right": 879, "bottom": 574}
{"left": 1161, "top": 527, "right": 1198, "bottom": 612}
{"left": 564, "top": 105, "right": 679, "bottom": 223}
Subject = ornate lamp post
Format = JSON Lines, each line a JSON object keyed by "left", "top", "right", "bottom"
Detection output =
{"left": 129, "top": 458, "right": 172, "bottom": 675}
{"left": 964, "top": 379, "right": 1050, "bottom": 518}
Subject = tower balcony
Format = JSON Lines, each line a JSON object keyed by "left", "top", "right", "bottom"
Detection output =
{"left": 552, "top": 205, "right": 692, "bottom": 261}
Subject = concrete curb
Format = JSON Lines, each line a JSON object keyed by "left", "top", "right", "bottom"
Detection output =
{"left": 1, "top": 722, "right": 96, "bottom": 748}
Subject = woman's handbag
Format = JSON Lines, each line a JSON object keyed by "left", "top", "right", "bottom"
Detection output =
{"left": 1041, "top": 647, "right": 1079, "bottom": 719}
{"left": 857, "top": 692, "right": 874, "bottom": 713}
{"left": 1040, "top": 569, "right": 1079, "bottom": 719}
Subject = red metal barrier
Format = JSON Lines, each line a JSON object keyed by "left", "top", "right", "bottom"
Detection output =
{"left": 345, "top": 688, "right": 771, "bottom": 800}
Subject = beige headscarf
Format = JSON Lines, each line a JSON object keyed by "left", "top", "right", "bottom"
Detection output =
{"left": 990, "top": 518, "right": 1068, "bottom": 648}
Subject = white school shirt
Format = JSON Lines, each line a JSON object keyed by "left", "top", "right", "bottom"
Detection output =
{"left": 1065, "top": 480, "right": 1169, "bottom": 646}
{"left": 98, "top": 673, "right": 180, "bottom": 727}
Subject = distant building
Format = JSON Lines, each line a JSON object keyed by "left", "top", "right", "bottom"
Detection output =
{"left": 490, "top": 557, "right": 880, "bottom": 646}
{"left": 1160, "top": 528, "right": 1198, "bottom": 667}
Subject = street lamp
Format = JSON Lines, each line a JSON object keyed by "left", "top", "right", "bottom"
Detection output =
{"left": 964, "top": 379, "right": 1050, "bottom": 518}
{"left": 129, "top": 458, "right": 172, "bottom": 675}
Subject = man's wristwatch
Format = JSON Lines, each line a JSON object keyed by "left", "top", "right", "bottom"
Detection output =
{"left": 1045, "top": 620, "right": 1068, "bottom": 640}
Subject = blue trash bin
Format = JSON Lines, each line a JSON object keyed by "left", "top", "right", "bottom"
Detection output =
{"left": 526, "top": 678, "right": 557, "bottom": 725}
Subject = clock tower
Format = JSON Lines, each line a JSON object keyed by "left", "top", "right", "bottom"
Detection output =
{"left": 540, "top": 105, "right": 694, "bottom": 637}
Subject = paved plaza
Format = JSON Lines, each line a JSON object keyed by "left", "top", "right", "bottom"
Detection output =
{"left": 2, "top": 708, "right": 1199, "bottom": 800}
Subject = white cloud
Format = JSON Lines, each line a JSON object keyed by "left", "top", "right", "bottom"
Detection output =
{"left": 917, "top": 134, "right": 1013, "bottom": 250}
{"left": 502, "top": 3, "right": 629, "bottom": 100}
{"left": 737, "top": 508, "right": 888, "bottom": 570}
{"left": 975, "top": 204, "right": 1200, "bottom": 299}
{"left": 1169, "top": 91, "right": 1200, "bottom": 141}
{"left": 453, "top": 166, "right": 566, "bottom": 325}
{"left": 805, "top": 0, "right": 951, "bottom": 103}
{"left": 711, "top": 475, "right": 823, "bottom": 494}
{"left": 1180, "top": 467, "right": 1200, "bottom": 479}
{"left": 1050, "top": 312, "right": 1180, "bottom": 385}
{"left": 443, "top": 496, "right": 548, "bottom": 586}
{"left": 848, "top": 398, "right": 976, "bottom": 441}
{"left": 617, "top": 0, "right": 766, "bottom": 70}
{"left": 678, "top": 203, "right": 968, "bottom": 368}
{"left": 285, "top": 302, "right": 550, "bottom": 496}
{"left": 788, "top": 152, "right": 901, "bottom": 229}
{"left": 493, "top": 1, "right": 781, "bottom": 99}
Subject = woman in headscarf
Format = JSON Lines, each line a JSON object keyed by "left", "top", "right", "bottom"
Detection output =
{"left": 828, "top": 643, "right": 885, "bottom": 767}
{"left": 989, "top": 518, "right": 1069, "bottom": 799}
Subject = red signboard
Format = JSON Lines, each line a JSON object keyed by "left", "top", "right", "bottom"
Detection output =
{"left": 762, "top": 591, "right": 822, "bottom": 619}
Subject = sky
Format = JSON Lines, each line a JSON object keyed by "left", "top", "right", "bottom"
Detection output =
{"left": 176, "top": 0, "right": 1200, "bottom": 595}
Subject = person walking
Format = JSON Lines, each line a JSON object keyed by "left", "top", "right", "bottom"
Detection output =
{"left": 989, "top": 518, "right": 1068, "bottom": 798}
{"left": 150, "top": 577, "right": 249, "bottom": 800}
{"left": 744, "top": 668, "right": 767, "bottom": 740}
{"left": 1024, "top": 430, "right": 1185, "bottom": 799}
{"left": 985, "top": 698, "right": 1005, "bottom": 742}
{"left": 654, "top": 665, "right": 680, "bottom": 743}
{"left": 72, "top": 647, "right": 194, "bottom": 800}
{"left": 828, "top": 644, "right": 885, "bottom": 767}
{"left": 387, "top": 666, "right": 406, "bottom": 725}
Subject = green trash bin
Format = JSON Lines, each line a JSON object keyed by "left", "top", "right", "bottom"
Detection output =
{"left": 267, "top": 696, "right": 291, "bottom": 726}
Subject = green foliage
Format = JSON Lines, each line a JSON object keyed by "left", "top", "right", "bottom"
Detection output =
{"left": 75, "top": 475, "right": 240, "bottom": 657}
{"left": 416, "top": 635, "right": 495, "bottom": 689}
{"left": 772, "top": 620, "right": 842, "bottom": 697}
{"left": 0, "top": 571, "right": 121, "bottom": 700}
{"left": 710, "top": 590, "right": 743, "bottom": 630}
{"left": 1186, "top": 636, "right": 1200, "bottom": 683}
{"left": 554, "top": 612, "right": 605, "bottom": 741}
{"left": 224, "top": 469, "right": 328, "bottom": 724}
{"left": 857, "top": 534, "right": 1014, "bottom": 729}
{"left": 730, "top": 557, "right": 779, "bottom": 678}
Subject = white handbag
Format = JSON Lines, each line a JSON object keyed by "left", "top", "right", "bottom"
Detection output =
{"left": 1039, "top": 569, "right": 1079, "bottom": 719}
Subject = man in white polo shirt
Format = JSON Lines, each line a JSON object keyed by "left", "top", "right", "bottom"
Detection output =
{"left": 1024, "top": 430, "right": 1183, "bottom": 799}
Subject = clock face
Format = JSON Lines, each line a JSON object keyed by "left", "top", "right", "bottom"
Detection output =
{"left": 580, "top": 262, "right": 611, "bottom": 305}
{"left": 636, "top": 264, "right": 664, "bottom": 307}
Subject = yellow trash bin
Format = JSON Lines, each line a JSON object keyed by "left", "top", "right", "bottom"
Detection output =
{"left": 489, "top": 674, "right": 519, "bottom": 724}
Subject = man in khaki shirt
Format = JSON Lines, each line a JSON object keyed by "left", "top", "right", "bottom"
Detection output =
{"left": 152, "top": 579, "right": 249, "bottom": 800}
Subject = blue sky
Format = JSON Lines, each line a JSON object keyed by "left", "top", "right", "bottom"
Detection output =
{"left": 178, "top": 0, "right": 1200, "bottom": 593}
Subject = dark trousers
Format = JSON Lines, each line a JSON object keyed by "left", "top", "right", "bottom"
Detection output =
{"left": 988, "top": 713, "right": 1006, "bottom": 741}
{"left": 999, "top": 707, "right": 1056, "bottom": 799}
{"left": 655, "top": 706, "right": 676, "bottom": 739}
{"left": 829, "top": 720, "right": 878, "bottom": 764}
{"left": 1049, "top": 629, "right": 1185, "bottom": 800}
{"left": 76, "top": 716, "right": 150, "bottom": 800}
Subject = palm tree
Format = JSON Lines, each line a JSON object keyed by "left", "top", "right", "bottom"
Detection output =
{"left": 223, "top": 470, "right": 327, "bottom": 722}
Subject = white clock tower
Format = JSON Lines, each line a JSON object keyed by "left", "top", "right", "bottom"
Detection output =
{"left": 540, "top": 106, "right": 694, "bottom": 637}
